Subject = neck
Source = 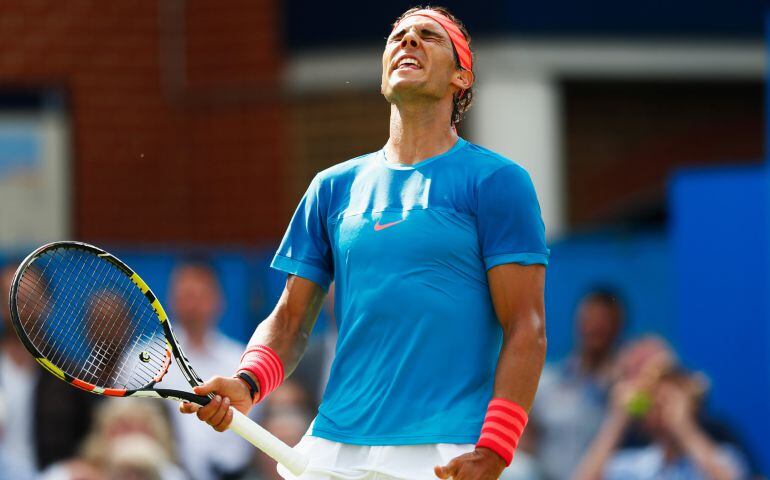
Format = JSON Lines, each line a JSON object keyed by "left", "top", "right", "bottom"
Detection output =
{"left": 183, "top": 326, "right": 208, "bottom": 350}
{"left": 385, "top": 100, "right": 457, "bottom": 165}
{"left": 579, "top": 348, "right": 612, "bottom": 373}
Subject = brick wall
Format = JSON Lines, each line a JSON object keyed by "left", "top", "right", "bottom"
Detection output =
{"left": 0, "top": 0, "right": 285, "bottom": 245}
{"left": 289, "top": 90, "right": 390, "bottom": 198}
{"left": 564, "top": 80, "right": 764, "bottom": 227}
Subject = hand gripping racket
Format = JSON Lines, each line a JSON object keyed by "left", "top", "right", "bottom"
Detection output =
{"left": 8, "top": 241, "right": 308, "bottom": 476}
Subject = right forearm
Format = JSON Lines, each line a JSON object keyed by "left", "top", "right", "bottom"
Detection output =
{"left": 246, "top": 275, "right": 327, "bottom": 377}
{"left": 574, "top": 412, "right": 629, "bottom": 480}
{"left": 248, "top": 312, "right": 310, "bottom": 377}
{"left": 677, "top": 423, "right": 738, "bottom": 480}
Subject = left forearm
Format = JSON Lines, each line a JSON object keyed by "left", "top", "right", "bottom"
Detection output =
{"left": 460, "top": 263, "right": 545, "bottom": 474}
{"left": 492, "top": 316, "right": 547, "bottom": 410}
{"left": 677, "top": 424, "right": 738, "bottom": 480}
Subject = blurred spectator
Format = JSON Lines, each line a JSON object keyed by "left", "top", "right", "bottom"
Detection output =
{"left": 0, "top": 262, "right": 98, "bottom": 475}
{"left": 241, "top": 380, "right": 312, "bottom": 480}
{"left": 248, "top": 409, "right": 310, "bottom": 480}
{"left": 530, "top": 288, "right": 625, "bottom": 480}
{"left": 40, "top": 398, "right": 184, "bottom": 480}
{"left": 0, "top": 391, "right": 35, "bottom": 479}
{"left": 574, "top": 339, "right": 750, "bottom": 480}
{"left": 265, "top": 379, "right": 312, "bottom": 416}
{"left": 500, "top": 431, "right": 545, "bottom": 480}
{"left": 163, "top": 259, "right": 255, "bottom": 480}
{"left": 106, "top": 434, "right": 176, "bottom": 480}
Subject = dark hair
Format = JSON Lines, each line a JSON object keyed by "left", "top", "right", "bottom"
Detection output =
{"left": 171, "top": 255, "right": 220, "bottom": 285}
{"left": 582, "top": 286, "right": 626, "bottom": 323}
{"left": 392, "top": 6, "right": 474, "bottom": 125}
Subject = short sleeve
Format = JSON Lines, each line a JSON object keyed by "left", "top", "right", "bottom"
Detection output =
{"left": 477, "top": 165, "right": 550, "bottom": 269}
{"left": 270, "top": 175, "right": 334, "bottom": 289}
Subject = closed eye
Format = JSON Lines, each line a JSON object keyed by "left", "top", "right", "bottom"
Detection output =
{"left": 387, "top": 27, "right": 446, "bottom": 43}
{"left": 420, "top": 29, "right": 443, "bottom": 41}
{"left": 388, "top": 29, "right": 406, "bottom": 43}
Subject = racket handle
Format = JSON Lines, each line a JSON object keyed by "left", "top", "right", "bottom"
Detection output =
{"left": 228, "top": 408, "right": 308, "bottom": 476}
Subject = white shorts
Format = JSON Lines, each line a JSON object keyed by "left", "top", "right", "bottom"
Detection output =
{"left": 277, "top": 435, "right": 475, "bottom": 480}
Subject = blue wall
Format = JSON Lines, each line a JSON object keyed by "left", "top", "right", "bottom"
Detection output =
{"left": 544, "top": 230, "right": 673, "bottom": 361}
{"left": 670, "top": 165, "right": 770, "bottom": 472}
{"left": 106, "top": 232, "right": 675, "bottom": 365}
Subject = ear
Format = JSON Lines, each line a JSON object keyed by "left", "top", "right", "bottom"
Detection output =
{"left": 451, "top": 68, "right": 474, "bottom": 93}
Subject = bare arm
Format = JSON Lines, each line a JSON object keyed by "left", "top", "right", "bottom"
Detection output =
{"left": 436, "top": 263, "right": 547, "bottom": 480}
{"left": 488, "top": 263, "right": 547, "bottom": 409}
{"left": 661, "top": 383, "right": 740, "bottom": 480}
{"left": 676, "top": 424, "right": 740, "bottom": 480}
{"left": 180, "top": 275, "right": 326, "bottom": 431}
{"left": 573, "top": 405, "right": 630, "bottom": 480}
{"left": 247, "top": 275, "right": 327, "bottom": 378}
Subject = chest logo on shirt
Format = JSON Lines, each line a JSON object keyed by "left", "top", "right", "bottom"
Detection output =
{"left": 373, "top": 219, "right": 405, "bottom": 231}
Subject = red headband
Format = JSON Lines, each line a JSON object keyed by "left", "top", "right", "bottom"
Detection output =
{"left": 396, "top": 9, "right": 472, "bottom": 71}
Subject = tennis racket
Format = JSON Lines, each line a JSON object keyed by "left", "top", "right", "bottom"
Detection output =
{"left": 8, "top": 241, "right": 308, "bottom": 476}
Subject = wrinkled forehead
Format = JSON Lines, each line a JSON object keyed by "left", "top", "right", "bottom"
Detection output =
{"left": 390, "top": 14, "right": 449, "bottom": 40}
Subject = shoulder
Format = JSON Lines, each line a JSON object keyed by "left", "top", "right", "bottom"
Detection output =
{"left": 314, "top": 151, "right": 379, "bottom": 186}
{"left": 450, "top": 141, "right": 534, "bottom": 188}
{"left": 460, "top": 143, "right": 538, "bottom": 209}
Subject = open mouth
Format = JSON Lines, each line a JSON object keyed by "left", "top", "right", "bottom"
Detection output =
{"left": 393, "top": 56, "right": 422, "bottom": 72}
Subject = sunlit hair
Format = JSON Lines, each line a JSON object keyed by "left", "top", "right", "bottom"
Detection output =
{"left": 80, "top": 398, "right": 178, "bottom": 467}
{"left": 392, "top": 6, "right": 475, "bottom": 125}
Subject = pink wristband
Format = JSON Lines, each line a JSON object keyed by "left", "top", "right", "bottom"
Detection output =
{"left": 476, "top": 398, "right": 529, "bottom": 466}
{"left": 237, "top": 345, "right": 284, "bottom": 403}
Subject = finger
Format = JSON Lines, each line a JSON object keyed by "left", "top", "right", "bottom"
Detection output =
{"left": 213, "top": 406, "right": 234, "bottom": 432}
{"left": 208, "top": 396, "right": 230, "bottom": 428}
{"left": 179, "top": 402, "right": 199, "bottom": 414}
{"left": 434, "top": 466, "right": 449, "bottom": 479}
{"left": 194, "top": 376, "right": 224, "bottom": 396}
{"left": 196, "top": 395, "right": 222, "bottom": 422}
{"left": 434, "top": 461, "right": 458, "bottom": 479}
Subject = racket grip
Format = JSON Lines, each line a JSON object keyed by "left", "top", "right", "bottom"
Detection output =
{"left": 228, "top": 408, "right": 308, "bottom": 476}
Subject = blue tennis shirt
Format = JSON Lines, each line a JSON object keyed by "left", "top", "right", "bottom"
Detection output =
{"left": 271, "top": 137, "right": 549, "bottom": 445}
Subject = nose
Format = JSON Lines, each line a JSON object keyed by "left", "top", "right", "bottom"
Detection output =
{"left": 400, "top": 28, "right": 420, "bottom": 49}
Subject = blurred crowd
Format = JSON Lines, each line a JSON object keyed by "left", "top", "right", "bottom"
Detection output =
{"left": 0, "top": 259, "right": 762, "bottom": 480}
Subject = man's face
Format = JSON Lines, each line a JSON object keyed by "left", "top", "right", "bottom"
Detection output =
{"left": 169, "top": 266, "right": 221, "bottom": 333}
{"left": 577, "top": 300, "right": 621, "bottom": 355}
{"left": 381, "top": 15, "right": 463, "bottom": 105}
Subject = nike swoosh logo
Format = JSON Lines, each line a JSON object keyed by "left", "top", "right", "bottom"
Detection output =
{"left": 374, "top": 219, "right": 405, "bottom": 231}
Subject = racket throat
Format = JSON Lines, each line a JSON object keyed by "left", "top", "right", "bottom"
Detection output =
{"left": 133, "top": 388, "right": 210, "bottom": 406}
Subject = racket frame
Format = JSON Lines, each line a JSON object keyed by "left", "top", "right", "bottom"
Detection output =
{"left": 9, "top": 241, "right": 207, "bottom": 404}
{"left": 9, "top": 241, "right": 309, "bottom": 476}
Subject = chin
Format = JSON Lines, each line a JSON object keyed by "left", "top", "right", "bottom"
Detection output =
{"left": 387, "top": 79, "right": 429, "bottom": 99}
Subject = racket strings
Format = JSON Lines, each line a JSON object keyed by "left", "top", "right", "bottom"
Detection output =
{"left": 23, "top": 251, "right": 165, "bottom": 390}
{"left": 14, "top": 247, "right": 170, "bottom": 391}
{"left": 30, "top": 252, "right": 106, "bottom": 369}
{"left": 19, "top": 250, "right": 126, "bottom": 382}
{"left": 24, "top": 251, "right": 118, "bottom": 376}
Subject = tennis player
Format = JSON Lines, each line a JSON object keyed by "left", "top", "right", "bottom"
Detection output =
{"left": 182, "top": 6, "right": 549, "bottom": 479}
